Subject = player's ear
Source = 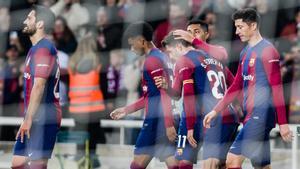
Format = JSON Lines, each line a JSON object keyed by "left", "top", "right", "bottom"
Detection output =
{"left": 251, "top": 22, "right": 257, "bottom": 31}
{"left": 36, "top": 20, "right": 44, "bottom": 30}
{"left": 176, "top": 43, "right": 182, "bottom": 51}
{"left": 204, "top": 32, "right": 210, "bottom": 41}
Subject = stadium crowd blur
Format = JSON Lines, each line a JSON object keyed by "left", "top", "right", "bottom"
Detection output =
{"left": 0, "top": 0, "right": 300, "bottom": 144}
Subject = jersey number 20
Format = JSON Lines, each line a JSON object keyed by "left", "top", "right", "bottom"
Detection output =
{"left": 207, "top": 70, "right": 226, "bottom": 99}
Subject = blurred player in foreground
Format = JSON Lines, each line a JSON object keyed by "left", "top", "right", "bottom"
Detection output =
{"left": 11, "top": 5, "right": 61, "bottom": 169}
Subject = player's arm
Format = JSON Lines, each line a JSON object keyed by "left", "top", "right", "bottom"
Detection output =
{"left": 154, "top": 74, "right": 182, "bottom": 100}
{"left": 179, "top": 59, "right": 198, "bottom": 147}
{"left": 110, "top": 97, "right": 145, "bottom": 120}
{"left": 154, "top": 64, "right": 182, "bottom": 100}
{"left": 203, "top": 63, "right": 243, "bottom": 128}
{"left": 146, "top": 58, "right": 174, "bottom": 127}
{"left": 172, "top": 30, "right": 228, "bottom": 61}
{"left": 225, "top": 67, "right": 244, "bottom": 119}
{"left": 214, "top": 63, "right": 243, "bottom": 113}
{"left": 262, "top": 47, "right": 292, "bottom": 142}
{"left": 124, "top": 97, "right": 145, "bottom": 114}
{"left": 191, "top": 38, "right": 228, "bottom": 61}
{"left": 146, "top": 57, "right": 176, "bottom": 142}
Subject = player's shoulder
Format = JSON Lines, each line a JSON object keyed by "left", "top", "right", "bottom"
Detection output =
{"left": 259, "top": 39, "right": 279, "bottom": 59}
{"left": 146, "top": 48, "right": 168, "bottom": 64}
{"left": 35, "top": 38, "right": 57, "bottom": 55}
{"left": 210, "top": 44, "right": 228, "bottom": 61}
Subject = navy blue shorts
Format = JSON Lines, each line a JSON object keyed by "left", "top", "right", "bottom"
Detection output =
{"left": 203, "top": 122, "right": 239, "bottom": 161}
{"left": 229, "top": 119, "right": 273, "bottom": 167}
{"left": 134, "top": 118, "right": 176, "bottom": 162}
{"left": 13, "top": 123, "right": 59, "bottom": 160}
{"left": 174, "top": 117, "right": 203, "bottom": 164}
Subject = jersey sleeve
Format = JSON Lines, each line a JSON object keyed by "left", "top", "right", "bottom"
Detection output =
{"left": 192, "top": 38, "right": 228, "bottom": 62}
{"left": 214, "top": 62, "right": 243, "bottom": 113}
{"left": 225, "top": 67, "right": 234, "bottom": 87}
{"left": 34, "top": 48, "right": 56, "bottom": 79}
{"left": 144, "top": 57, "right": 174, "bottom": 128}
{"left": 176, "top": 57, "right": 197, "bottom": 130}
{"left": 124, "top": 97, "right": 145, "bottom": 114}
{"left": 262, "top": 47, "right": 287, "bottom": 125}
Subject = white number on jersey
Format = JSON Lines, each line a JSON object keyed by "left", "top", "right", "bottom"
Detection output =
{"left": 207, "top": 70, "right": 226, "bottom": 99}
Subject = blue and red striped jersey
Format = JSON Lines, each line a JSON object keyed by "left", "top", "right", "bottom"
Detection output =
{"left": 214, "top": 39, "right": 287, "bottom": 126}
{"left": 172, "top": 50, "right": 239, "bottom": 130}
{"left": 125, "top": 48, "right": 174, "bottom": 128}
{"left": 24, "top": 38, "right": 61, "bottom": 124}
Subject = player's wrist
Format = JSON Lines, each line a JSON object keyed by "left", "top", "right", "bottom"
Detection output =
{"left": 191, "top": 37, "right": 197, "bottom": 44}
{"left": 24, "top": 115, "right": 33, "bottom": 122}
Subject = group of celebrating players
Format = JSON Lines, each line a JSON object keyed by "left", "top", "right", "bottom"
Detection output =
{"left": 110, "top": 8, "right": 294, "bottom": 169}
{"left": 10, "top": 4, "right": 293, "bottom": 169}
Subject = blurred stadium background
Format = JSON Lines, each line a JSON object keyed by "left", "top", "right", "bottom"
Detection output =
{"left": 0, "top": 0, "right": 300, "bottom": 168}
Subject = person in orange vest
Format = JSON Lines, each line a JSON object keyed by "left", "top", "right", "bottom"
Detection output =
{"left": 68, "top": 35, "right": 106, "bottom": 168}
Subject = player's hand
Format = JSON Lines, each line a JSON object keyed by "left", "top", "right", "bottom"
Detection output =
{"left": 166, "top": 126, "right": 177, "bottom": 142}
{"left": 279, "top": 124, "right": 293, "bottom": 142}
{"left": 187, "top": 129, "right": 197, "bottom": 148}
{"left": 110, "top": 107, "right": 126, "bottom": 120}
{"left": 173, "top": 30, "right": 194, "bottom": 43}
{"left": 16, "top": 117, "right": 32, "bottom": 143}
{"left": 203, "top": 110, "right": 218, "bottom": 128}
{"left": 153, "top": 76, "right": 168, "bottom": 89}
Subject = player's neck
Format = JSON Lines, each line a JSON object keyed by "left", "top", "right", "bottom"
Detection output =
{"left": 248, "top": 32, "right": 263, "bottom": 47}
{"left": 180, "top": 46, "right": 194, "bottom": 56}
{"left": 144, "top": 41, "right": 156, "bottom": 55}
{"left": 30, "top": 32, "right": 45, "bottom": 46}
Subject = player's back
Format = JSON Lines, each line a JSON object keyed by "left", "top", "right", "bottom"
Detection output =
{"left": 24, "top": 38, "right": 61, "bottom": 124}
{"left": 184, "top": 50, "right": 238, "bottom": 123}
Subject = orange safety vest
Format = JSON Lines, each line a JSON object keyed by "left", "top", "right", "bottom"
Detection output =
{"left": 68, "top": 69, "right": 105, "bottom": 113}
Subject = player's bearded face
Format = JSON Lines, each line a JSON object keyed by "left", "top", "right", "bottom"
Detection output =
{"left": 22, "top": 10, "right": 37, "bottom": 36}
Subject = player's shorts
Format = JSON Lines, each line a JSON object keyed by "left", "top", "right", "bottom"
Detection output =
{"left": 134, "top": 117, "right": 176, "bottom": 162}
{"left": 228, "top": 119, "right": 273, "bottom": 167}
{"left": 202, "top": 122, "right": 239, "bottom": 162}
{"left": 174, "top": 116, "right": 203, "bottom": 163}
{"left": 13, "top": 123, "right": 60, "bottom": 160}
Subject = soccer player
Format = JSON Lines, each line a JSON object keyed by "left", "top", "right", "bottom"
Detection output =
{"left": 159, "top": 32, "right": 239, "bottom": 169}
{"left": 11, "top": 5, "right": 61, "bottom": 169}
{"left": 203, "top": 8, "right": 293, "bottom": 169}
{"left": 110, "top": 21, "right": 178, "bottom": 169}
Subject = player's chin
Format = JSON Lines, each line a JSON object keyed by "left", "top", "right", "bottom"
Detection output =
{"left": 239, "top": 37, "right": 247, "bottom": 42}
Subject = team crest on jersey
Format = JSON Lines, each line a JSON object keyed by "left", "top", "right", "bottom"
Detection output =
{"left": 177, "top": 148, "right": 183, "bottom": 156}
{"left": 249, "top": 58, "right": 255, "bottom": 67}
{"left": 24, "top": 72, "right": 31, "bottom": 79}
{"left": 143, "top": 85, "right": 148, "bottom": 92}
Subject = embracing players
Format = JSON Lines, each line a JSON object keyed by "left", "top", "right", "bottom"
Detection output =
{"left": 156, "top": 31, "right": 239, "bottom": 169}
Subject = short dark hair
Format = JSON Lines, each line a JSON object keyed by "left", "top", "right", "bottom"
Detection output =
{"left": 123, "top": 21, "right": 153, "bottom": 41}
{"left": 187, "top": 19, "right": 209, "bottom": 32}
{"left": 232, "top": 8, "right": 260, "bottom": 26}
{"left": 161, "top": 31, "right": 192, "bottom": 48}
{"left": 32, "top": 5, "right": 55, "bottom": 33}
